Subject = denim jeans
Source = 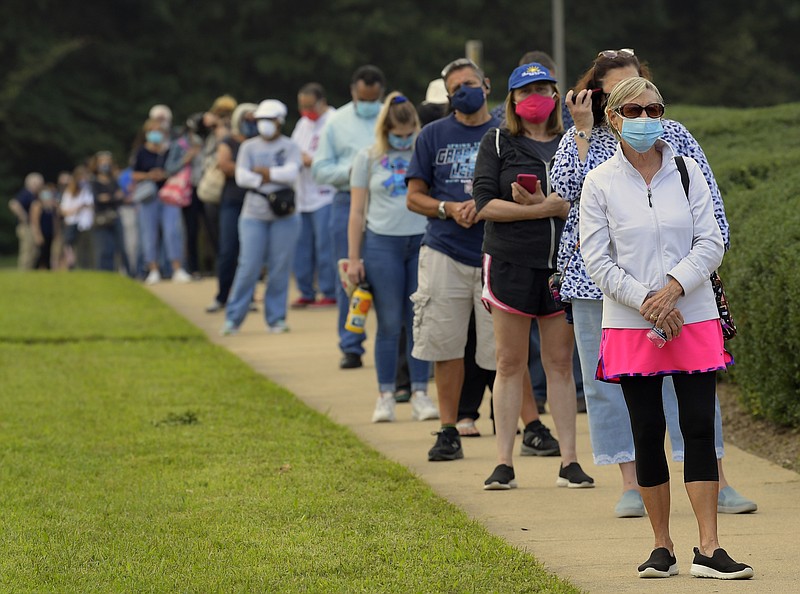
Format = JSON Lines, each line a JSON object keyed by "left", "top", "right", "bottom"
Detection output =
{"left": 330, "top": 191, "right": 366, "bottom": 355}
{"left": 139, "top": 199, "right": 184, "bottom": 265}
{"left": 215, "top": 199, "right": 244, "bottom": 304}
{"left": 363, "top": 230, "right": 429, "bottom": 393}
{"left": 571, "top": 298, "right": 724, "bottom": 465}
{"left": 226, "top": 215, "right": 301, "bottom": 328}
{"left": 294, "top": 205, "right": 335, "bottom": 300}
{"left": 93, "top": 219, "right": 123, "bottom": 271}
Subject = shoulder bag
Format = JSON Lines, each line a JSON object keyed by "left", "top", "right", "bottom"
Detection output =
{"left": 158, "top": 166, "right": 193, "bottom": 208}
{"left": 675, "top": 155, "right": 737, "bottom": 340}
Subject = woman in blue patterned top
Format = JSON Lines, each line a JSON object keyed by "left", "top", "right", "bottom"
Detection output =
{"left": 550, "top": 49, "right": 756, "bottom": 519}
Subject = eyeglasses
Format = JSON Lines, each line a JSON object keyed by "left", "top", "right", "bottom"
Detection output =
{"left": 614, "top": 102, "right": 665, "bottom": 118}
{"left": 598, "top": 48, "right": 635, "bottom": 59}
{"left": 390, "top": 95, "right": 408, "bottom": 105}
{"left": 441, "top": 58, "right": 480, "bottom": 79}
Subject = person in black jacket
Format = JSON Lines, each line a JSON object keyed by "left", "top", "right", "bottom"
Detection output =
{"left": 474, "top": 63, "right": 593, "bottom": 491}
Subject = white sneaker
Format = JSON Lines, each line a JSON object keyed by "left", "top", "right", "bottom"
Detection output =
{"left": 172, "top": 268, "right": 192, "bottom": 283}
{"left": 411, "top": 391, "right": 439, "bottom": 421}
{"left": 268, "top": 319, "right": 289, "bottom": 334}
{"left": 371, "top": 392, "right": 396, "bottom": 423}
{"left": 145, "top": 270, "right": 161, "bottom": 285}
{"left": 220, "top": 320, "right": 239, "bottom": 336}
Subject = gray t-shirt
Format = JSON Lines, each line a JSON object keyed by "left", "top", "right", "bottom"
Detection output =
{"left": 235, "top": 135, "right": 302, "bottom": 221}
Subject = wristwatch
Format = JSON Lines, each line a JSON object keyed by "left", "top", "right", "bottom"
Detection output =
{"left": 437, "top": 200, "right": 447, "bottom": 220}
{"left": 576, "top": 129, "right": 592, "bottom": 143}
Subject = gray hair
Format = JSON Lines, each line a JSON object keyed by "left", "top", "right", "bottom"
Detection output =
{"left": 24, "top": 172, "right": 44, "bottom": 192}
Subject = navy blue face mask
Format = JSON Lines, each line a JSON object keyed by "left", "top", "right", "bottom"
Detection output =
{"left": 240, "top": 120, "right": 258, "bottom": 138}
{"left": 449, "top": 85, "right": 485, "bottom": 115}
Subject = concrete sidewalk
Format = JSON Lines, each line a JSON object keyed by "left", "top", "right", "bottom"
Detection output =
{"left": 150, "top": 278, "right": 797, "bottom": 593}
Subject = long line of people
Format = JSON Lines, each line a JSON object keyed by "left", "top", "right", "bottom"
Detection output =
{"left": 9, "top": 47, "right": 758, "bottom": 581}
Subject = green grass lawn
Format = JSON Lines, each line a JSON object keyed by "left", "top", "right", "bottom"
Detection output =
{"left": 0, "top": 272, "right": 581, "bottom": 593}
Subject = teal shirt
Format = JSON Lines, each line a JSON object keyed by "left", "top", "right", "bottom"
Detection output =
{"left": 311, "top": 102, "right": 377, "bottom": 192}
{"left": 351, "top": 146, "right": 426, "bottom": 237}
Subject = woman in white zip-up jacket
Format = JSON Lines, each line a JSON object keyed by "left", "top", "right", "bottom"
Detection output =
{"left": 580, "top": 77, "right": 752, "bottom": 580}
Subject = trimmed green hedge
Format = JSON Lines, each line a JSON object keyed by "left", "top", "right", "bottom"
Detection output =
{"left": 671, "top": 103, "right": 800, "bottom": 426}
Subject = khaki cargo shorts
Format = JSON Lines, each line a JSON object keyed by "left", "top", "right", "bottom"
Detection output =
{"left": 410, "top": 246, "right": 496, "bottom": 370}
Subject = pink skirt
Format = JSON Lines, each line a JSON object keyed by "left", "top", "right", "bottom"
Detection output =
{"left": 596, "top": 319, "right": 733, "bottom": 383}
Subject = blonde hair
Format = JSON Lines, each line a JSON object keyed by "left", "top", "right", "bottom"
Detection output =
{"left": 371, "top": 91, "right": 420, "bottom": 156}
{"left": 504, "top": 84, "right": 563, "bottom": 137}
{"left": 604, "top": 77, "right": 664, "bottom": 139}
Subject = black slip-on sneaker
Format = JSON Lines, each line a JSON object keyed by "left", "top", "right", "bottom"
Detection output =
{"left": 690, "top": 547, "right": 754, "bottom": 579}
{"left": 638, "top": 547, "right": 678, "bottom": 578}
{"left": 483, "top": 464, "right": 517, "bottom": 490}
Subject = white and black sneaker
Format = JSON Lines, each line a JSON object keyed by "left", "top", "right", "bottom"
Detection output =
{"left": 690, "top": 547, "right": 753, "bottom": 580}
{"left": 556, "top": 462, "right": 595, "bottom": 488}
{"left": 483, "top": 464, "right": 517, "bottom": 490}
{"left": 638, "top": 547, "right": 679, "bottom": 578}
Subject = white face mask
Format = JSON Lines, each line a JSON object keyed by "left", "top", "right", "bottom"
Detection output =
{"left": 257, "top": 120, "right": 277, "bottom": 138}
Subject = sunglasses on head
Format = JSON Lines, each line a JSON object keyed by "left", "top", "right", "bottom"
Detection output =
{"left": 614, "top": 102, "right": 665, "bottom": 118}
{"left": 598, "top": 48, "right": 635, "bottom": 59}
{"left": 441, "top": 58, "right": 480, "bottom": 79}
{"left": 390, "top": 95, "right": 408, "bottom": 105}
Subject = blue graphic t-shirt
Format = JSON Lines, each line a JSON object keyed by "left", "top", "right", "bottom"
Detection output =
{"left": 351, "top": 146, "right": 426, "bottom": 237}
{"left": 406, "top": 113, "right": 500, "bottom": 267}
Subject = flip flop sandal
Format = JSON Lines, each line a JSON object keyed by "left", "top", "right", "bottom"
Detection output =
{"left": 456, "top": 419, "right": 481, "bottom": 437}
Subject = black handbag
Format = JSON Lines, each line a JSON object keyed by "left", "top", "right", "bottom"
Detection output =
{"left": 710, "top": 271, "right": 737, "bottom": 340}
{"left": 256, "top": 187, "right": 295, "bottom": 217}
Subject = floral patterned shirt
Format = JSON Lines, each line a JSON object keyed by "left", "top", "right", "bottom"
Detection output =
{"left": 551, "top": 121, "right": 730, "bottom": 302}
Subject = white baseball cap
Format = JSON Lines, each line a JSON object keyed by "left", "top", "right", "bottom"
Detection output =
{"left": 254, "top": 99, "right": 288, "bottom": 123}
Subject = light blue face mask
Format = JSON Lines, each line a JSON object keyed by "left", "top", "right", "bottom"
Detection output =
{"left": 146, "top": 130, "right": 164, "bottom": 144}
{"left": 620, "top": 117, "right": 664, "bottom": 153}
{"left": 388, "top": 133, "right": 415, "bottom": 151}
{"left": 354, "top": 100, "right": 381, "bottom": 119}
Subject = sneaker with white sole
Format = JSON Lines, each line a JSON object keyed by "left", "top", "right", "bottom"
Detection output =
{"left": 267, "top": 319, "right": 289, "bottom": 334}
{"left": 638, "top": 547, "right": 678, "bottom": 578}
{"left": 717, "top": 486, "right": 757, "bottom": 514}
{"left": 690, "top": 547, "right": 753, "bottom": 580}
{"left": 172, "top": 268, "right": 192, "bottom": 283}
{"left": 556, "top": 462, "right": 595, "bottom": 488}
{"left": 410, "top": 391, "right": 439, "bottom": 421}
{"left": 484, "top": 464, "right": 517, "bottom": 490}
{"left": 145, "top": 270, "right": 161, "bottom": 285}
{"left": 372, "top": 392, "right": 396, "bottom": 423}
{"left": 221, "top": 320, "right": 239, "bottom": 336}
{"left": 615, "top": 489, "right": 646, "bottom": 518}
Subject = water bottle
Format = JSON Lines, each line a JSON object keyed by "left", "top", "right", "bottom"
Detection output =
{"left": 646, "top": 325, "right": 667, "bottom": 348}
{"left": 344, "top": 284, "right": 373, "bottom": 334}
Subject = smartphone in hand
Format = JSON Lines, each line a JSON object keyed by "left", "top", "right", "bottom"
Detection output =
{"left": 570, "top": 88, "right": 603, "bottom": 104}
{"left": 516, "top": 174, "right": 538, "bottom": 193}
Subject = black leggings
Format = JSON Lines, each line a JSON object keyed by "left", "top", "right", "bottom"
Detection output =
{"left": 619, "top": 372, "right": 719, "bottom": 487}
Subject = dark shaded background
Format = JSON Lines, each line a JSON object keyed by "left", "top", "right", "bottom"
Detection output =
{"left": 1, "top": 0, "right": 798, "bottom": 251}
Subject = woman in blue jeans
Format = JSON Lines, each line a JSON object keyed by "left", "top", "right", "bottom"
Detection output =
{"left": 206, "top": 102, "right": 258, "bottom": 313}
{"left": 346, "top": 92, "right": 438, "bottom": 424}
{"left": 222, "top": 99, "right": 302, "bottom": 335}
{"left": 550, "top": 50, "right": 756, "bottom": 518}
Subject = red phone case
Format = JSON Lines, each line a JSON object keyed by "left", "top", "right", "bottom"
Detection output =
{"left": 516, "top": 174, "right": 538, "bottom": 193}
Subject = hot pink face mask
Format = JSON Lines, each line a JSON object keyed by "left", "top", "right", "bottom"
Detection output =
{"left": 514, "top": 94, "right": 556, "bottom": 124}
